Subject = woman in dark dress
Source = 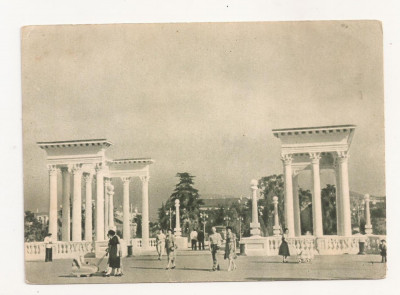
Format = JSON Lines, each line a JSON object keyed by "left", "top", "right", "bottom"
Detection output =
{"left": 278, "top": 228, "right": 290, "bottom": 263}
{"left": 165, "top": 229, "right": 177, "bottom": 270}
{"left": 104, "top": 230, "right": 122, "bottom": 276}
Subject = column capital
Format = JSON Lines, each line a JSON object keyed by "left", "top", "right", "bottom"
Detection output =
{"left": 121, "top": 177, "right": 132, "bottom": 183}
{"left": 70, "top": 164, "right": 83, "bottom": 175}
{"left": 47, "top": 165, "right": 58, "bottom": 175}
{"left": 292, "top": 169, "right": 300, "bottom": 177}
{"left": 250, "top": 179, "right": 258, "bottom": 191}
{"left": 95, "top": 162, "right": 105, "bottom": 173}
{"left": 104, "top": 178, "right": 111, "bottom": 186}
{"left": 60, "top": 166, "right": 72, "bottom": 174}
{"left": 175, "top": 199, "right": 180, "bottom": 207}
{"left": 364, "top": 193, "right": 370, "bottom": 201}
{"left": 280, "top": 153, "right": 293, "bottom": 165}
{"left": 336, "top": 151, "right": 350, "bottom": 163}
{"left": 140, "top": 175, "right": 150, "bottom": 183}
{"left": 309, "top": 152, "right": 321, "bottom": 164}
{"left": 83, "top": 173, "right": 93, "bottom": 183}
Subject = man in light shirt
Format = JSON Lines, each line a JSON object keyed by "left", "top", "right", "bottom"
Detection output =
{"left": 209, "top": 227, "right": 222, "bottom": 271}
{"left": 44, "top": 233, "right": 53, "bottom": 262}
{"left": 190, "top": 229, "right": 198, "bottom": 250}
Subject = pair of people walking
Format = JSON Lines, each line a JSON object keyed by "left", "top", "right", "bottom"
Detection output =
{"left": 209, "top": 226, "right": 237, "bottom": 271}
{"left": 104, "top": 230, "right": 123, "bottom": 277}
{"left": 156, "top": 228, "right": 178, "bottom": 270}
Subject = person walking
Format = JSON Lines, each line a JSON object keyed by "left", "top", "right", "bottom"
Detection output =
{"left": 104, "top": 230, "right": 122, "bottom": 277}
{"left": 190, "top": 229, "right": 198, "bottom": 250}
{"left": 197, "top": 229, "right": 205, "bottom": 250}
{"left": 156, "top": 229, "right": 166, "bottom": 260}
{"left": 44, "top": 233, "right": 53, "bottom": 262}
{"left": 224, "top": 226, "right": 237, "bottom": 271}
{"left": 209, "top": 226, "right": 222, "bottom": 271}
{"left": 379, "top": 239, "right": 387, "bottom": 263}
{"left": 278, "top": 228, "right": 290, "bottom": 263}
{"left": 165, "top": 229, "right": 177, "bottom": 270}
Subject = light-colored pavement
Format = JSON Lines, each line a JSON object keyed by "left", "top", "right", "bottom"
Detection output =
{"left": 25, "top": 251, "right": 386, "bottom": 284}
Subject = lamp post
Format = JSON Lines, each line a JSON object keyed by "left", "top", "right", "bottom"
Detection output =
{"left": 224, "top": 216, "right": 231, "bottom": 226}
{"left": 165, "top": 207, "right": 175, "bottom": 229}
{"left": 200, "top": 212, "right": 208, "bottom": 234}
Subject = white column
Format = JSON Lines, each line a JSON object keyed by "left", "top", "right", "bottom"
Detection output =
{"left": 272, "top": 196, "right": 281, "bottom": 236}
{"left": 334, "top": 162, "right": 343, "bottom": 236}
{"left": 61, "top": 167, "right": 71, "bottom": 241}
{"left": 292, "top": 171, "right": 301, "bottom": 236}
{"left": 71, "top": 164, "right": 83, "bottom": 241}
{"left": 48, "top": 165, "right": 58, "bottom": 240}
{"left": 108, "top": 182, "right": 115, "bottom": 229}
{"left": 310, "top": 153, "right": 323, "bottom": 237}
{"left": 364, "top": 194, "right": 373, "bottom": 234}
{"left": 250, "top": 179, "right": 261, "bottom": 236}
{"left": 174, "top": 199, "right": 181, "bottom": 236}
{"left": 338, "top": 151, "right": 352, "bottom": 236}
{"left": 140, "top": 175, "right": 150, "bottom": 247}
{"left": 104, "top": 178, "right": 110, "bottom": 237}
{"left": 122, "top": 178, "right": 131, "bottom": 240}
{"left": 282, "top": 154, "right": 295, "bottom": 237}
{"left": 84, "top": 173, "right": 93, "bottom": 241}
{"left": 95, "top": 164, "right": 105, "bottom": 241}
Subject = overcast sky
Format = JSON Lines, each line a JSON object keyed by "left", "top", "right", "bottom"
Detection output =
{"left": 22, "top": 21, "right": 385, "bottom": 220}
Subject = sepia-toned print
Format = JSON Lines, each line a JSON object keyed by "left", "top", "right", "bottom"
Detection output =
{"left": 22, "top": 21, "right": 386, "bottom": 284}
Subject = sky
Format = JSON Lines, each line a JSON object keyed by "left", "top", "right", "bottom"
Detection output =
{"left": 22, "top": 21, "right": 385, "bottom": 220}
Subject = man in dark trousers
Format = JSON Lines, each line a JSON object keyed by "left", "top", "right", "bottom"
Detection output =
{"left": 197, "top": 229, "right": 205, "bottom": 250}
{"left": 44, "top": 233, "right": 53, "bottom": 262}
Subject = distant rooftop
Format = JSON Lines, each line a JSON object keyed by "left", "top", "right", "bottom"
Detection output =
{"left": 110, "top": 158, "right": 154, "bottom": 164}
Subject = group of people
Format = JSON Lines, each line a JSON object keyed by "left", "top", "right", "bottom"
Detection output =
{"left": 156, "top": 226, "right": 238, "bottom": 271}
{"left": 189, "top": 228, "right": 205, "bottom": 250}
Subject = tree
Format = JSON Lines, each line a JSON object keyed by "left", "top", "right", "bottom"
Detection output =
{"left": 258, "top": 174, "right": 285, "bottom": 236}
{"left": 24, "top": 211, "right": 48, "bottom": 242}
{"left": 166, "top": 172, "right": 203, "bottom": 235}
{"left": 321, "top": 184, "right": 337, "bottom": 235}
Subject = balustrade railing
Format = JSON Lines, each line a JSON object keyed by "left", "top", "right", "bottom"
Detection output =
{"left": 25, "top": 241, "right": 94, "bottom": 261}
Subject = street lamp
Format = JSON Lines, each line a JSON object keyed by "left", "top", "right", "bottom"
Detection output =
{"left": 165, "top": 208, "right": 175, "bottom": 229}
{"left": 200, "top": 212, "right": 208, "bottom": 233}
{"left": 236, "top": 216, "right": 243, "bottom": 240}
{"left": 224, "top": 216, "right": 231, "bottom": 226}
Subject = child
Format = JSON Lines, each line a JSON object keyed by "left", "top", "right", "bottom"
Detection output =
{"left": 379, "top": 239, "right": 387, "bottom": 263}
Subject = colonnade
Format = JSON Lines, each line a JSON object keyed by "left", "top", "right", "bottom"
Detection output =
{"left": 47, "top": 163, "right": 150, "bottom": 245}
{"left": 281, "top": 151, "right": 352, "bottom": 237}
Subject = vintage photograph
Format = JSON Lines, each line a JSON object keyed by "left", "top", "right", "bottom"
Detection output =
{"left": 22, "top": 21, "right": 386, "bottom": 284}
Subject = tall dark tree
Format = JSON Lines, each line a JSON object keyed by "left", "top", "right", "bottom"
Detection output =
{"left": 258, "top": 174, "right": 285, "bottom": 235}
{"left": 24, "top": 211, "right": 48, "bottom": 242}
{"left": 321, "top": 184, "right": 337, "bottom": 235}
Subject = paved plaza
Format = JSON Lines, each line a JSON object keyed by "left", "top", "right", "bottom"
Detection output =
{"left": 26, "top": 252, "right": 386, "bottom": 284}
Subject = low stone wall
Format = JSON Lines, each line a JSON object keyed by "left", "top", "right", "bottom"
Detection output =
{"left": 240, "top": 235, "right": 385, "bottom": 256}
{"left": 25, "top": 241, "right": 94, "bottom": 261}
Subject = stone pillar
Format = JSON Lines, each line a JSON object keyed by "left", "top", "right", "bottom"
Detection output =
{"left": 108, "top": 182, "right": 115, "bottom": 229}
{"left": 104, "top": 178, "right": 110, "bottom": 237}
{"left": 122, "top": 178, "right": 131, "bottom": 240}
{"left": 310, "top": 153, "right": 323, "bottom": 237}
{"left": 84, "top": 173, "right": 93, "bottom": 241}
{"left": 337, "top": 151, "right": 352, "bottom": 236}
{"left": 71, "top": 164, "right": 83, "bottom": 241}
{"left": 281, "top": 154, "right": 295, "bottom": 237}
{"left": 140, "top": 175, "right": 150, "bottom": 247}
{"left": 48, "top": 165, "right": 58, "bottom": 240}
{"left": 364, "top": 194, "right": 373, "bottom": 234}
{"left": 334, "top": 162, "right": 343, "bottom": 236}
{"left": 292, "top": 171, "right": 301, "bottom": 236}
{"left": 61, "top": 167, "right": 71, "bottom": 241}
{"left": 272, "top": 196, "right": 281, "bottom": 236}
{"left": 95, "top": 164, "right": 105, "bottom": 241}
{"left": 174, "top": 199, "right": 182, "bottom": 236}
{"left": 250, "top": 179, "right": 261, "bottom": 236}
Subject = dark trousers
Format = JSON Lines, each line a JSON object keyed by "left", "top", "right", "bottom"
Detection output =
{"left": 191, "top": 239, "right": 197, "bottom": 250}
{"left": 381, "top": 255, "right": 387, "bottom": 263}
{"left": 211, "top": 245, "right": 219, "bottom": 270}
{"left": 198, "top": 240, "right": 205, "bottom": 250}
{"left": 45, "top": 248, "right": 53, "bottom": 262}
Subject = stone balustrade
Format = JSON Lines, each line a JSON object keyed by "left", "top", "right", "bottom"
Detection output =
{"left": 25, "top": 241, "right": 94, "bottom": 261}
{"left": 240, "top": 235, "right": 385, "bottom": 256}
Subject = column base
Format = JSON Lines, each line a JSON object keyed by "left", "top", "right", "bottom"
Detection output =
{"left": 174, "top": 228, "right": 182, "bottom": 237}
{"left": 364, "top": 225, "right": 373, "bottom": 235}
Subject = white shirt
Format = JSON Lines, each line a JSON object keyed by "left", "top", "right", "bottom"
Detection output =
{"left": 44, "top": 236, "right": 53, "bottom": 248}
{"left": 190, "top": 231, "right": 198, "bottom": 240}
